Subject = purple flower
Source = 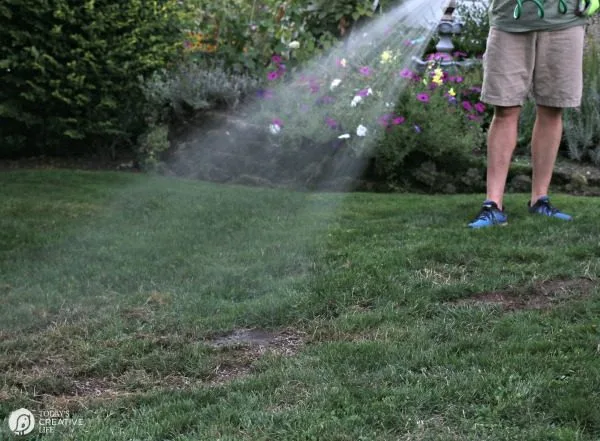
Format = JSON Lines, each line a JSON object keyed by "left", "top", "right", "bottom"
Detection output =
{"left": 267, "top": 71, "right": 280, "bottom": 81}
{"left": 392, "top": 116, "right": 405, "bottom": 125}
{"left": 378, "top": 114, "right": 392, "bottom": 126}
{"left": 357, "top": 88, "right": 370, "bottom": 97}
{"left": 399, "top": 68, "right": 413, "bottom": 78}
{"left": 453, "top": 51, "right": 468, "bottom": 58}
{"left": 325, "top": 117, "right": 339, "bottom": 129}
{"left": 272, "top": 55, "right": 283, "bottom": 64}
{"left": 470, "top": 86, "right": 482, "bottom": 93}
{"left": 453, "top": 76, "right": 464, "bottom": 83}
{"left": 462, "top": 101, "right": 473, "bottom": 112}
{"left": 414, "top": 125, "right": 422, "bottom": 133}
{"left": 416, "top": 93, "right": 430, "bottom": 103}
{"left": 427, "top": 52, "right": 452, "bottom": 61}
{"left": 256, "top": 89, "right": 274, "bottom": 100}
{"left": 474, "top": 102, "right": 486, "bottom": 113}
{"left": 309, "top": 83, "right": 320, "bottom": 94}
{"left": 359, "top": 66, "right": 372, "bottom": 76}
{"left": 272, "top": 118, "right": 283, "bottom": 127}
{"left": 468, "top": 114, "right": 481, "bottom": 121}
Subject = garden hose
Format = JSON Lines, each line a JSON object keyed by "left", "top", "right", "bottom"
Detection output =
{"left": 513, "top": 0, "right": 545, "bottom": 19}
{"left": 575, "top": 0, "right": 600, "bottom": 16}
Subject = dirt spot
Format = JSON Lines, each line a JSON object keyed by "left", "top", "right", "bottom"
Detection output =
{"left": 1, "top": 327, "right": 306, "bottom": 411}
{"left": 206, "top": 328, "right": 305, "bottom": 385}
{"left": 453, "top": 277, "right": 598, "bottom": 310}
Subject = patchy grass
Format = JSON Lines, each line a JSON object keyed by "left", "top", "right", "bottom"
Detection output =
{"left": 0, "top": 170, "right": 599, "bottom": 441}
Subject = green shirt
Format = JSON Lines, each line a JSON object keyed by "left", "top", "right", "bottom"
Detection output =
{"left": 489, "top": 0, "right": 587, "bottom": 32}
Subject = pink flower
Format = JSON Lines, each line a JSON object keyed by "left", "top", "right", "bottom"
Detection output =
{"left": 392, "top": 116, "right": 405, "bottom": 125}
{"left": 378, "top": 114, "right": 392, "bottom": 126}
{"left": 399, "top": 68, "right": 413, "bottom": 78}
{"left": 417, "top": 93, "right": 430, "bottom": 103}
{"left": 359, "top": 66, "right": 372, "bottom": 76}
{"left": 271, "top": 55, "right": 283, "bottom": 64}
{"left": 267, "top": 71, "right": 280, "bottom": 81}
{"left": 474, "top": 102, "right": 486, "bottom": 113}
{"left": 325, "top": 117, "right": 339, "bottom": 129}
{"left": 358, "top": 88, "right": 371, "bottom": 97}
{"left": 272, "top": 118, "right": 283, "bottom": 127}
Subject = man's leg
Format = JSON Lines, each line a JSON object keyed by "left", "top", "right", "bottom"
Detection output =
{"left": 486, "top": 106, "right": 521, "bottom": 210}
{"left": 530, "top": 105, "right": 563, "bottom": 205}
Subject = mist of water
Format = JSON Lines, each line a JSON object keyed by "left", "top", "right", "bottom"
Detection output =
{"left": 166, "top": 0, "right": 450, "bottom": 191}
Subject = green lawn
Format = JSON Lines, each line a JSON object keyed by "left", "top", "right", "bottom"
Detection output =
{"left": 1, "top": 170, "right": 599, "bottom": 441}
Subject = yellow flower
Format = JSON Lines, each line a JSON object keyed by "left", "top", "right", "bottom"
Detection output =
{"left": 432, "top": 76, "right": 443, "bottom": 86}
{"left": 448, "top": 87, "right": 456, "bottom": 97}
{"left": 380, "top": 50, "right": 393, "bottom": 64}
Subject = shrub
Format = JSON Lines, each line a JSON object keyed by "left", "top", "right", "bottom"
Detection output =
{"left": 563, "top": 40, "right": 600, "bottom": 165}
{"left": 0, "top": 0, "right": 187, "bottom": 158}
{"left": 374, "top": 64, "right": 486, "bottom": 190}
{"left": 143, "top": 60, "right": 261, "bottom": 120}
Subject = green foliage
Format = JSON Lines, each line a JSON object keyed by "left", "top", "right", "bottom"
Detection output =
{"left": 136, "top": 124, "right": 170, "bottom": 171}
{"left": 0, "top": 0, "right": 187, "bottom": 157}
{"left": 563, "top": 40, "right": 600, "bottom": 165}
{"left": 454, "top": 0, "right": 490, "bottom": 56}
{"left": 182, "top": 0, "right": 383, "bottom": 77}
{"left": 143, "top": 60, "right": 261, "bottom": 119}
{"left": 374, "top": 70, "right": 486, "bottom": 191}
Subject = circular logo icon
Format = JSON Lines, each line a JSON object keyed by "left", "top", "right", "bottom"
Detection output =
{"left": 8, "top": 408, "right": 35, "bottom": 436}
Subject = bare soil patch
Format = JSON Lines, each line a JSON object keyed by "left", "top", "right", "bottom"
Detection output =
{"left": 453, "top": 277, "right": 597, "bottom": 311}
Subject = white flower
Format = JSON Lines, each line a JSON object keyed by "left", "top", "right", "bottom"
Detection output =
{"left": 338, "top": 133, "right": 351, "bottom": 139}
{"left": 366, "top": 87, "right": 373, "bottom": 96}
{"left": 288, "top": 41, "right": 300, "bottom": 49}
{"left": 269, "top": 124, "right": 281, "bottom": 135}
{"left": 330, "top": 78, "right": 342, "bottom": 90}
{"left": 356, "top": 125, "right": 368, "bottom": 137}
{"left": 351, "top": 95, "right": 363, "bottom": 107}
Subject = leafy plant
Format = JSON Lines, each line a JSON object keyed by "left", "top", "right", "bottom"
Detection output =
{"left": 563, "top": 40, "right": 600, "bottom": 165}
{"left": 0, "top": 0, "right": 188, "bottom": 157}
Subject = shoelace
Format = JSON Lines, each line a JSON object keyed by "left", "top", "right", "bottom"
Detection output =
{"left": 475, "top": 205, "right": 498, "bottom": 222}
{"left": 535, "top": 200, "right": 559, "bottom": 216}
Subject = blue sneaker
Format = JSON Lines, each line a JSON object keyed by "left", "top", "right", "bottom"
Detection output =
{"left": 468, "top": 200, "right": 508, "bottom": 229}
{"left": 528, "top": 196, "right": 572, "bottom": 221}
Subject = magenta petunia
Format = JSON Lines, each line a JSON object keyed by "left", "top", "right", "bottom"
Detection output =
{"left": 474, "top": 102, "right": 486, "bottom": 113}
{"left": 267, "top": 71, "right": 280, "bottom": 81}
{"left": 416, "top": 92, "right": 430, "bottom": 103}
{"left": 462, "top": 101, "right": 473, "bottom": 112}
{"left": 399, "top": 68, "right": 413, "bottom": 78}
{"left": 271, "top": 55, "right": 283, "bottom": 64}
{"left": 359, "top": 66, "right": 372, "bottom": 76}
{"left": 392, "top": 116, "right": 405, "bottom": 125}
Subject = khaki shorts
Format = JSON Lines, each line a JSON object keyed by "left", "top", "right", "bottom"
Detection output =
{"left": 481, "top": 26, "right": 585, "bottom": 108}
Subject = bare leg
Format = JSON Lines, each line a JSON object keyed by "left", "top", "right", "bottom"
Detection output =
{"left": 486, "top": 106, "right": 521, "bottom": 210}
{"left": 530, "top": 105, "right": 563, "bottom": 204}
